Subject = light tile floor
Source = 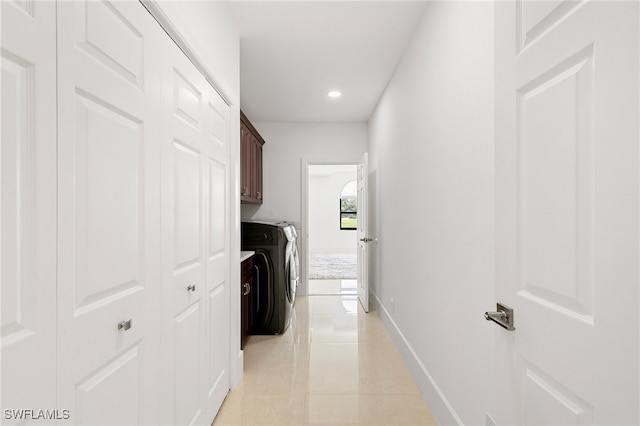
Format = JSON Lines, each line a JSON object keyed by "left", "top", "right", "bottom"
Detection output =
{"left": 308, "top": 279, "right": 357, "bottom": 295}
{"left": 212, "top": 295, "right": 438, "bottom": 425}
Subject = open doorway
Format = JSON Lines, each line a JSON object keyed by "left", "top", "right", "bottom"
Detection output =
{"left": 306, "top": 164, "right": 358, "bottom": 295}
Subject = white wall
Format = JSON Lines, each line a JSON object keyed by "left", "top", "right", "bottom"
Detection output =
{"left": 153, "top": 1, "right": 239, "bottom": 102}
{"left": 241, "top": 122, "right": 367, "bottom": 295}
{"left": 368, "top": 2, "right": 495, "bottom": 425}
{"left": 309, "top": 166, "right": 358, "bottom": 254}
{"left": 242, "top": 122, "right": 367, "bottom": 223}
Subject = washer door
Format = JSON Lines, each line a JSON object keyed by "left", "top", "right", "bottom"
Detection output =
{"left": 285, "top": 241, "right": 298, "bottom": 304}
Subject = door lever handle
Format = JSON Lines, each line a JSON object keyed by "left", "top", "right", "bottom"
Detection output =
{"left": 484, "top": 311, "right": 507, "bottom": 321}
{"left": 484, "top": 303, "right": 515, "bottom": 331}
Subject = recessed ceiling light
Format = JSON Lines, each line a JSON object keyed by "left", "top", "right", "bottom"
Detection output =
{"left": 327, "top": 90, "right": 342, "bottom": 98}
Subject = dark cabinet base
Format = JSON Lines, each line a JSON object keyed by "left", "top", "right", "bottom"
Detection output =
{"left": 241, "top": 256, "right": 253, "bottom": 349}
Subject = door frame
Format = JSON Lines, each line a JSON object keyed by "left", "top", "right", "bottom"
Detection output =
{"left": 300, "top": 159, "right": 361, "bottom": 296}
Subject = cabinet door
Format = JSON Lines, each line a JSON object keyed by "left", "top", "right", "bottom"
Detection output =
{"left": 56, "top": 1, "right": 162, "bottom": 424}
{"left": 248, "top": 133, "right": 257, "bottom": 201}
{"left": 1, "top": 1, "right": 57, "bottom": 418}
{"left": 240, "top": 119, "right": 264, "bottom": 204}
{"left": 241, "top": 258, "right": 253, "bottom": 349}
{"left": 241, "top": 260, "right": 249, "bottom": 349}
{"left": 240, "top": 123, "right": 252, "bottom": 201}
{"left": 254, "top": 138, "right": 264, "bottom": 203}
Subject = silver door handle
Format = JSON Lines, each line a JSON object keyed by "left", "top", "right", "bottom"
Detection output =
{"left": 359, "top": 237, "right": 373, "bottom": 243}
{"left": 118, "top": 319, "right": 132, "bottom": 331}
{"left": 484, "top": 303, "right": 515, "bottom": 331}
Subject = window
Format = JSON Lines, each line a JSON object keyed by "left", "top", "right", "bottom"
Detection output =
{"left": 340, "top": 180, "right": 357, "bottom": 230}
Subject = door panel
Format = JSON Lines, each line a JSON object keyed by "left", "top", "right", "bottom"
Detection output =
{"left": 75, "top": 0, "right": 144, "bottom": 87}
{"left": 207, "top": 285, "right": 228, "bottom": 403}
{"left": 57, "top": 1, "right": 162, "bottom": 424}
{"left": 519, "top": 361, "right": 593, "bottom": 425}
{"left": 174, "top": 302, "right": 204, "bottom": 426}
{"left": 73, "top": 92, "right": 144, "bottom": 314}
{"left": 357, "top": 153, "right": 369, "bottom": 312}
{"left": 74, "top": 347, "right": 141, "bottom": 425}
{"left": 161, "top": 46, "right": 207, "bottom": 426}
{"left": 204, "top": 80, "right": 231, "bottom": 422}
{"left": 208, "top": 90, "right": 230, "bottom": 160}
{"left": 173, "top": 140, "right": 203, "bottom": 270}
{"left": 173, "top": 70, "right": 203, "bottom": 130}
{"left": 209, "top": 160, "right": 227, "bottom": 255}
{"left": 1, "top": 0, "right": 57, "bottom": 418}
{"left": 161, "top": 38, "right": 231, "bottom": 426}
{"left": 518, "top": 1, "right": 586, "bottom": 52}
{"left": 495, "top": 1, "right": 639, "bottom": 424}
{"left": 518, "top": 47, "right": 594, "bottom": 321}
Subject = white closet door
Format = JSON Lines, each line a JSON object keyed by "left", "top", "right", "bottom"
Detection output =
{"left": 1, "top": 1, "right": 57, "bottom": 419}
{"left": 159, "top": 37, "right": 209, "bottom": 426}
{"left": 159, "top": 33, "right": 232, "bottom": 424}
{"left": 203, "top": 84, "right": 231, "bottom": 421}
{"left": 56, "top": 1, "right": 162, "bottom": 424}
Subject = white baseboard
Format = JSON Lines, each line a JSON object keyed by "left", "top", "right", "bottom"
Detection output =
{"left": 370, "top": 291, "right": 463, "bottom": 426}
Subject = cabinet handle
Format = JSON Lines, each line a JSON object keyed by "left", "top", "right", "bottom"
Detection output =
{"left": 243, "top": 283, "right": 250, "bottom": 296}
{"left": 118, "top": 319, "right": 132, "bottom": 331}
{"left": 256, "top": 191, "right": 261, "bottom": 199}
{"left": 254, "top": 265, "right": 260, "bottom": 312}
{"left": 242, "top": 187, "right": 248, "bottom": 195}
{"left": 187, "top": 284, "right": 196, "bottom": 292}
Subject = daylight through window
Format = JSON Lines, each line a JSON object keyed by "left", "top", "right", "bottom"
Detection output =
{"left": 340, "top": 180, "right": 357, "bottom": 230}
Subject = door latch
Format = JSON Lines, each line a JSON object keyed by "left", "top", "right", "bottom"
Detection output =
{"left": 484, "top": 303, "right": 515, "bottom": 331}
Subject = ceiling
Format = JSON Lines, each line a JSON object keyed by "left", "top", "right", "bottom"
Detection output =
{"left": 226, "top": 1, "right": 429, "bottom": 123}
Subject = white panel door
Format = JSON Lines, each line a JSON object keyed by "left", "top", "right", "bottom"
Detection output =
{"left": 357, "top": 153, "right": 369, "bottom": 312}
{"left": 203, "top": 84, "right": 231, "bottom": 421}
{"left": 1, "top": 1, "right": 57, "bottom": 420}
{"left": 159, "top": 40, "right": 231, "bottom": 423}
{"left": 57, "top": 1, "right": 162, "bottom": 424}
{"left": 159, "top": 37, "right": 209, "bottom": 426}
{"left": 494, "top": 1, "right": 639, "bottom": 424}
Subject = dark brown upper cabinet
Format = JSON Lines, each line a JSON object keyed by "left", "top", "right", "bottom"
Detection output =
{"left": 240, "top": 110, "right": 265, "bottom": 204}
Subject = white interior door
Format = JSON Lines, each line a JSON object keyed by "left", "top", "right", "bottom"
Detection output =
{"left": 1, "top": 1, "right": 57, "bottom": 419}
{"left": 203, "top": 78, "right": 231, "bottom": 422}
{"left": 160, "top": 40, "right": 208, "bottom": 426}
{"left": 56, "top": 1, "right": 162, "bottom": 424}
{"left": 357, "top": 153, "right": 370, "bottom": 312}
{"left": 160, "top": 35, "right": 231, "bottom": 425}
{"left": 494, "top": 1, "right": 639, "bottom": 424}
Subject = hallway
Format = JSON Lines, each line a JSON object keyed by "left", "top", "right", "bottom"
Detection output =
{"left": 213, "top": 295, "right": 438, "bottom": 425}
